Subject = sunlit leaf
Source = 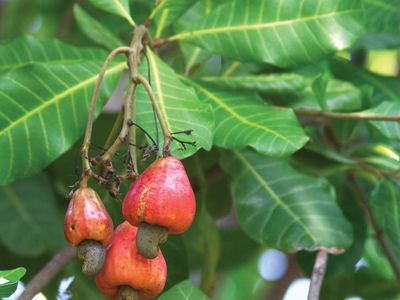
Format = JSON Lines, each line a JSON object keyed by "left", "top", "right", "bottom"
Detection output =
{"left": 136, "top": 49, "right": 214, "bottom": 158}
{"left": 183, "top": 79, "right": 308, "bottom": 157}
{"left": 220, "top": 149, "right": 353, "bottom": 252}
{"left": 0, "top": 267, "right": 26, "bottom": 298}
{"left": 171, "top": 0, "right": 364, "bottom": 67}
{"left": 151, "top": 0, "right": 197, "bottom": 38}
{"left": 0, "top": 36, "right": 105, "bottom": 73}
{"left": 0, "top": 61, "right": 125, "bottom": 185}
{"left": 88, "top": 0, "right": 135, "bottom": 25}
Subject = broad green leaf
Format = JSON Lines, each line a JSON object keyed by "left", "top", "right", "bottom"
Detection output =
{"left": 220, "top": 149, "right": 353, "bottom": 252}
{"left": 0, "top": 173, "right": 65, "bottom": 256}
{"left": 363, "top": 0, "right": 400, "bottom": 32}
{"left": 74, "top": 5, "right": 124, "bottom": 51}
{"left": 170, "top": 0, "right": 364, "bottom": 67}
{"left": 200, "top": 73, "right": 306, "bottom": 93}
{"left": 370, "top": 180, "right": 400, "bottom": 259}
{"left": 175, "top": 1, "right": 215, "bottom": 73}
{"left": 88, "top": 0, "right": 135, "bottom": 25}
{"left": 158, "top": 280, "right": 210, "bottom": 300}
{"left": 136, "top": 49, "right": 214, "bottom": 158}
{"left": 151, "top": 0, "right": 197, "bottom": 38}
{"left": 0, "top": 36, "right": 105, "bottom": 73}
{"left": 361, "top": 101, "right": 400, "bottom": 139}
{"left": 0, "top": 60, "right": 125, "bottom": 185}
{"left": 0, "top": 267, "right": 26, "bottom": 298}
{"left": 332, "top": 59, "right": 400, "bottom": 104}
{"left": 288, "top": 79, "right": 362, "bottom": 112}
{"left": 183, "top": 79, "right": 308, "bottom": 157}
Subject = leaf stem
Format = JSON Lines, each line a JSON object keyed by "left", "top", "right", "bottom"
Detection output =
{"left": 307, "top": 250, "right": 328, "bottom": 300}
{"left": 19, "top": 246, "right": 77, "bottom": 300}
{"left": 135, "top": 74, "right": 172, "bottom": 156}
{"left": 295, "top": 109, "right": 400, "bottom": 122}
{"left": 349, "top": 174, "right": 400, "bottom": 279}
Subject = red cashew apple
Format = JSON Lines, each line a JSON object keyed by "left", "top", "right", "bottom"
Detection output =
{"left": 95, "top": 221, "right": 167, "bottom": 300}
{"left": 122, "top": 156, "right": 196, "bottom": 258}
{"left": 64, "top": 187, "right": 113, "bottom": 275}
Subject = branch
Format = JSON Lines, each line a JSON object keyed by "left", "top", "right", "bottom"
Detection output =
{"left": 307, "top": 250, "right": 329, "bottom": 300}
{"left": 349, "top": 174, "right": 400, "bottom": 279}
{"left": 80, "top": 46, "right": 131, "bottom": 187}
{"left": 295, "top": 109, "right": 400, "bottom": 122}
{"left": 19, "top": 246, "right": 77, "bottom": 300}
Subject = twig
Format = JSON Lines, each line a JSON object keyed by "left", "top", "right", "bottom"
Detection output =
{"left": 307, "top": 250, "right": 328, "bottom": 300}
{"left": 295, "top": 109, "right": 400, "bottom": 122}
{"left": 349, "top": 174, "right": 400, "bottom": 279}
{"left": 80, "top": 46, "right": 131, "bottom": 187}
{"left": 19, "top": 246, "right": 77, "bottom": 300}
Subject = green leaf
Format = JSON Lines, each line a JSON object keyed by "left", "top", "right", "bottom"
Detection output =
{"left": 0, "top": 173, "right": 66, "bottom": 256}
{"left": 0, "top": 60, "right": 125, "bottom": 185}
{"left": 279, "top": 78, "right": 362, "bottom": 112}
{"left": 160, "top": 236, "right": 189, "bottom": 289}
{"left": 151, "top": 0, "right": 197, "bottom": 38}
{"left": 356, "top": 32, "right": 400, "bottom": 49}
{"left": 136, "top": 49, "right": 214, "bottom": 158}
{"left": 362, "top": 101, "right": 400, "bottom": 139}
{"left": 170, "top": 0, "right": 364, "bottom": 67}
{"left": 200, "top": 73, "right": 306, "bottom": 93}
{"left": 88, "top": 0, "right": 135, "bottom": 25}
{"left": 332, "top": 59, "right": 400, "bottom": 104}
{"left": 321, "top": 267, "right": 400, "bottom": 300}
{"left": 220, "top": 149, "right": 353, "bottom": 252}
{"left": 0, "top": 36, "right": 105, "bottom": 73}
{"left": 74, "top": 5, "right": 124, "bottom": 51}
{"left": 158, "top": 280, "right": 210, "bottom": 300}
{"left": 370, "top": 179, "right": 400, "bottom": 259}
{"left": 0, "top": 267, "right": 26, "bottom": 298}
{"left": 183, "top": 79, "right": 308, "bottom": 157}
{"left": 362, "top": 0, "right": 400, "bottom": 32}
{"left": 175, "top": 1, "right": 216, "bottom": 73}
{"left": 311, "top": 73, "right": 329, "bottom": 111}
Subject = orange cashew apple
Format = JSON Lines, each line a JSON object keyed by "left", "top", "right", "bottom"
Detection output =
{"left": 122, "top": 156, "right": 196, "bottom": 258}
{"left": 95, "top": 221, "right": 167, "bottom": 300}
{"left": 64, "top": 187, "right": 113, "bottom": 275}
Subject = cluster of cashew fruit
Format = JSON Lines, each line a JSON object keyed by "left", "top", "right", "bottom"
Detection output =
{"left": 64, "top": 156, "right": 196, "bottom": 299}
